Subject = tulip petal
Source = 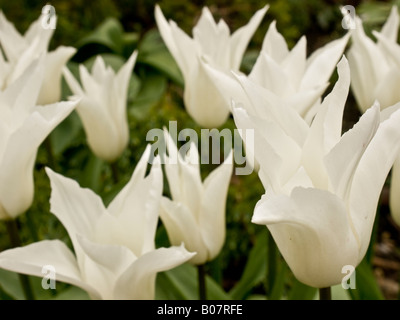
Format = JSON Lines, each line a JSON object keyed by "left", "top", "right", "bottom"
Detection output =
{"left": 0, "top": 240, "right": 99, "bottom": 299}
{"left": 160, "top": 197, "right": 207, "bottom": 265}
{"left": 302, "top": 56, "right": 349, "bottom": 189}
{"left": 252, "top": 188, "right": 359, "bottom": 288}
{"left": 281, "top": 36, "right": 306, "bottom": 90}
{"left": 107, "top": 146, "right": 163, "bottom": 254}
{"left": 390, "top": 155, "right": 400, "bottom": 226}
{"left": 300, "top": 33, "right": 349, "bottom": 91}
{"left": 229, "top": 5, "right": 268, "bottom": 68}
{"left": 38, "top": 46, "right": 77, "bottom": 105}
{"left": 46, "top": 167, "right": 108, "bottom": 256}
{"left": 200, "top": 152, "right": 233, "bottom": 260}
{"left": 0, "top": 101, "right": 76, "bottom": 219}
{"left": 325, "top": 104, "right": 380, "bottom": 200}
{"left": 114, "top": 245, "right": 195, "bottom": 300}
{"left": 260, "top": 20, "right": 289, "bottom": 63}
{"left": 349, "top": 104, "right": 400, "bottom": 260}
{"left": 379, "top": 6, "right": 399, "bottom": 43}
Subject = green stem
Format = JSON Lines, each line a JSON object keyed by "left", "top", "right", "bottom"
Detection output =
{"left": 25, "top": 209, "right": 39, "bottom": 242}
{"left": 110, "top": 161, "right": 119, "bottom": 184}
{"left": 197, "top": 264, "right": 207, "bottom": 300}
{"left": 44, "top": 137, "right": 56, "bottom": 170}
{"left": 319, "top": 287, "right": 331, "bottom": 300}
{"left": 5, "top": 220, "right": 35, "bottom": 300}
{"left": 266, "top": 231, "right": 277, "bottom": 297}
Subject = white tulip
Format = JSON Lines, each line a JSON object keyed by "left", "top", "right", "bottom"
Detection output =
{"left": 232, "top": 56, "right": 400, "bottom": 288}
{"left": 161, "top": 130, "right": 233, "bottom": 265}
{"left": 63, "top": 51, "right": 137, "bottom": 162}
{"left": 0, "top": 11, "right": 76, "bottom": 104}
{"left": 155, "top": 5, "right": 268, "bottom": 128}
{"left": 0, "top": 59, "right": 77, "bottom": 220}
{"left": 348, "top": 6, "right": 400, "bottom": 227}
{"left": 0, "top": 146, "right": 195, "bottom": 299}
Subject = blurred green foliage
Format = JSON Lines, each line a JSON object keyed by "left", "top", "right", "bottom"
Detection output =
{"left": 0, "top": 0, "right": 399, "bottom": 300}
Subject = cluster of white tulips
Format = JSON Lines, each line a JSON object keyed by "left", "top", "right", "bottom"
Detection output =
{"left": 0, "top": 3, "right": 400, "bottom": 300}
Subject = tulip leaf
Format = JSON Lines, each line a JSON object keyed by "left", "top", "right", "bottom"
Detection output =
{"left": 129, "top": 72, "right": 167, "bottom": 120}
{"left": 52, "top": 286, "right": 90, "bottom": 300}
{"left": 287, "top": 278, "right": 317, "bottom": 300}
{"left": 49, "top": 111, "right": 83, "bottom": 157}
{"left": 137, "top": 29, "right": 184, "bottom": 87}
{"left": 228, "top": 231, "right": 268, "bottom": 300}
{"left": 0, "top": 269, "right": 24, "bottom": 300}
{"left": 156, "top": 263, "right": 230, "bottom": 300}
{"left": 331, "top": 284, "right": 351, "bottom": 300}
{"left": 347, "top": 258, "right": 385, "bottom": 300}
{"left": 76, "top": 17, "right": 132, "bottom": 55}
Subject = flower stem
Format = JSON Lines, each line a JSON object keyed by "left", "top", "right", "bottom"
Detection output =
{"left": 197, "top": 264, "right": 207, "bottom": 300}
{"left": 5, "top": 219, "right": 35, "bottom": 300}
{"left": 110, "top": 162, "right": 119, "bottom": 184}
{"left": 319, "top": 287, "right": 331, "bottom": 300}
{"left": 266, "top": 231, "right": 277, "bottom": 297}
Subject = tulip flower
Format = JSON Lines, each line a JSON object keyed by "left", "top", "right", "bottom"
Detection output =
{"left": 232, "top": 56, "right": 400, "bottom": 288}
{"left": 160, "top": 130, "right": 233, "bottom": 265}
{"left": 155, "top": 4, "right": 268, "bottom": 128}
{"left": 63, "top": 51, "right": 137, "bottom": 163}
{"left": 0, "top": 59, "right": 77, "bottom": 220}
{"left": 348, "top": 6, "right": 400, "bottom": 226}
{"left": 0, "top": 11, "right": 76, "bottom": 104}
{"left": 202, "top": 21, "right": 349, "bottom": 124}
{"left": 0, "top": 146, "right": 195, "bottom": 299}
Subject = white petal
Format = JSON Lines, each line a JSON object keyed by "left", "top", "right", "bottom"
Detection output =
{"left": 325, "top": 104, "right": 380, "bottom": 200}
{"left": 390, "top": 155, "right": 400, "bottom": 226}
{"left": 379, "top": 6, "right": 399, "bottom": 43}
{"left": 0, "top": 240, "right": 99, "bottom": 299}
{"left": 160, "top": 198, "right": 207, "bottom": 265}
{"left": 37, "top": 46, "right": 77, "bottom": 105}
{"left": 229, "top": 5, "right": 268, "bottom": 68}
{"left": 200, "top": 152, "right": 233, "bottom": 261}
{"left": 301, "top": 33, "right": 349, "bottom": 90}
{"left": 114, "top": 245, "right": 195, "bottom": 300}
{"left": 252, "top": 188, "right": 359, "bottom": 288}
{"left": 0, "top": 101, "right": 76, "bottom": 219}
{"left": 260, "top": 21, "right": 289, "bottom": 63}
{"left": 46, "top": 167, "right": 108, "bottom": 255}
{"left": 349, "top": 105, "right": 400, "bottom": 261}
{"left": 107, "top": 146, "right": 163, "bottom": 255}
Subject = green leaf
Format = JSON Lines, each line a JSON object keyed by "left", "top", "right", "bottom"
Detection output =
{"left": 228, "top": 231, "right": 267, "bottom": 300}
{"left": 137, "top": 29, "right": 184, "bottom": 87}
{"left": 50, "top": 111, "right": 83, "bottom": 157}
{"left": 0, "top": 269, "right": 24, "bottom": 300}
{"left": 331, "top": 284, "right": 351, "bottom": 300}
{"left": 78, "top": 154, "right": 105, "bottom": 194}
{"left": 129, "top": 72, "right": 167, "bottom": 120}
{"left": 52, "top": 286, "right": 90, "bottom": 300}
{"left": 287, "top": 278, "right": 317, "bottom": 300}
{"left": 156, "top": 263, "right": 230, "bottom": 300}
{"left": 348, "top": 258, "right": 385, "bottom": 300}
{"left": 76, "top": 17, "right": 128, "bottom": 54}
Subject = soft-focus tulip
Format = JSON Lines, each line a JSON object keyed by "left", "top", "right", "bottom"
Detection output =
{"left": 348, "top": 6, "right": 400, "bottom": 227}
{"left": 0, "top": 59, "right": 77, "bottom": 220}
{"left": 63, "top": 51, "right": 137, "bottom": 162}
{"left": 0, "top": 146, "right": 195, "bottom": 299}
{"left": 202, "top": 21, "right": 349, "bottom": 124}
{"left": 155, "top": 5, "right": 268, "bottom": 128}
{"left": 161, "top": 130, "right": 233, "bottom": 265}
{"left": 0, "top": 11, "right": 76, "bottom": 104}
{"left": 348, "top": 6, "right": 400, "bottom": 113}
{"left": 232, "top": 56, "right": 400, "bottom": 288}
